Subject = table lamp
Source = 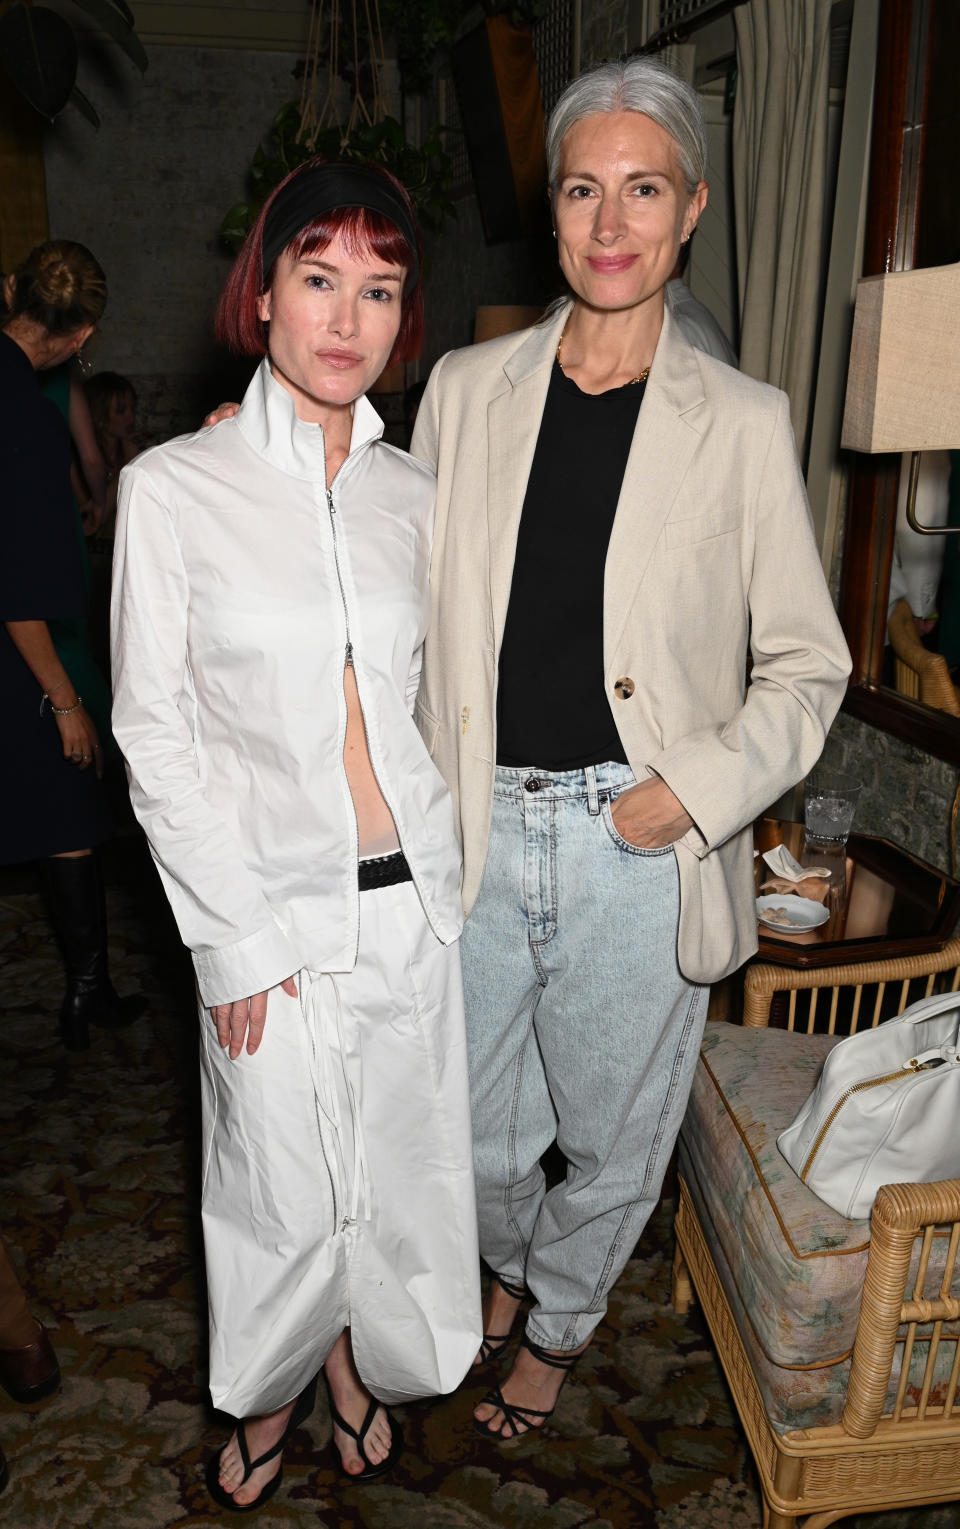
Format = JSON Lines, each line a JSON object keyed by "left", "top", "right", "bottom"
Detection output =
{"left": 840, "top": 260, "right": 960, "bottom": 535}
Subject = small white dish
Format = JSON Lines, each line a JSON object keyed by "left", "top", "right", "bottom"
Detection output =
{"left": 756, "top": 895, "right": 830, "bottom": 933}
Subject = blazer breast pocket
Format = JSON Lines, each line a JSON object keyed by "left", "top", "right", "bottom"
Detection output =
{"left": 662, "top": 507, "right": 742, "bottom": 551}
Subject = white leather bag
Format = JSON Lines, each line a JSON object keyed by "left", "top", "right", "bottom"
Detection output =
{"left": 777, "top": 989, "right": 960, "bottom": 1220}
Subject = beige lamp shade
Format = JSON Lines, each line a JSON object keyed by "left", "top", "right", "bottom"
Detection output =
{"left": 841, "top": 261, "right": 960, "bottom": 453}
{"left": 473, "top": 305, "right": 543, "bottom": 344}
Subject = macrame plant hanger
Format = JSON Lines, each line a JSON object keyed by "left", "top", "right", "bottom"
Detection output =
{"left": 297, "top": 0, "right": 393, "bottom": 150}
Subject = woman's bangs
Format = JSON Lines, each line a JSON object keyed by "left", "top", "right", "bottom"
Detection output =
{"left": 288, "top": 206, "right": 412, "bottom": 275}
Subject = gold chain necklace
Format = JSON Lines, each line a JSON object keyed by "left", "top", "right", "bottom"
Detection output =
{"left": 556, "top": 326, "right": 651, "bottom": 386}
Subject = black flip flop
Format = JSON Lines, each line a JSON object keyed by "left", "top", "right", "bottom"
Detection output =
{"left": 205, "top": 1375, "right": 317, "bottom": 1513}
{"left": 329, "top": 1395, "right": 404, "bottom": 1483}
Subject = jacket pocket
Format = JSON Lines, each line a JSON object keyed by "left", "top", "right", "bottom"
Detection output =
{"left": 413, "top": 697, "right": 441, "bottom": 753}
{"left": 663, "top": 507, "right": 742, "bottom": 550}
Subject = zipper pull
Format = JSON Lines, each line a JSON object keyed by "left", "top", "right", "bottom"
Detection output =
{"left": 905, "top": 1051, "right": 946, "bottom": 1071}
{"left": 345, "top": 641, "right": 353, "bottom": 663}
{"left": 327, "top": 488, "right": 335, "bottom": 512}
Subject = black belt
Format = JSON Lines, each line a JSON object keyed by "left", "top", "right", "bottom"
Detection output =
{"left": 357, "top": 850, "right": 412, "bottom": 891}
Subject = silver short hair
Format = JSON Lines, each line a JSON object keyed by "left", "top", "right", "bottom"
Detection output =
{"left": 546, "top": 56, "right": 707, "bottom": 195}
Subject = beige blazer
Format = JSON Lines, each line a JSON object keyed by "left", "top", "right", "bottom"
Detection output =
{"left": 410, "top": 302, "right": 851, "bottom": 984}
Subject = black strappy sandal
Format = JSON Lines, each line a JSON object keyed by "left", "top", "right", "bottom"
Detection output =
{"left": 473, "top": 1333, "right": 580, "bottom": 1440}
{"left": 475, "top": 1271, "right": 527, "bottom": 1367}
{"left": 205, "top": 1374, "right": 317, "bottom": 1513}
{"left": 329, "top": 1395, "right": 404, "bottom": 1484}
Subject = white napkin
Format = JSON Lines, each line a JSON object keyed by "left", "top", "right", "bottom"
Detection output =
{"left": 761, "top": 844, "right": 831, "bottom": 881}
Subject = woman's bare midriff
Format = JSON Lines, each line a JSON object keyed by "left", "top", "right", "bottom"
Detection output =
{"left": 342, "top": 661, "right": 400, "bottom": 858}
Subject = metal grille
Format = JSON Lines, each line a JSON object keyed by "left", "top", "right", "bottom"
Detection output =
{"left": 437, "top": 0, "right": 574, "bottom": 198}
{"left": 533, "top": 0, "right": 575, "bottom": 116}
{"left": 437, "top": 74, "right": 472, "bottom": 196}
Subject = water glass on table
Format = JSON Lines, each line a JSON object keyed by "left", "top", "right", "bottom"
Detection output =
{"left": 803, "top": 772, "right": 862, "bottom": 848}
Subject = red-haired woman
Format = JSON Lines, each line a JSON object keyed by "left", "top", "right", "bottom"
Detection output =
{"left": 110, "top": 161, "right": 481, "bottom": 1511}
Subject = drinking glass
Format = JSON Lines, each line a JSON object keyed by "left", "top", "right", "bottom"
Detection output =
{"left": 803, "top": 772, "right": 862, "bottom": 847}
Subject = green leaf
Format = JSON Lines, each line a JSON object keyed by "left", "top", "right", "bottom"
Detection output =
{"left": 105, "top": 0, "right": 136, "bottom": 27}
{"left": 0, "top": 3, "right": 78, "bottom": 119}
{"left": 219, "top": 202, "right": 256, "bottom": 251}
{"left": 221, "top": 100, "right": 458, "bottom": 249}
{"left": 66, "top": 0, "right": 148, "bottom": 71}
{"left": 69, "top": 81, "right": 100, "bottom": 126}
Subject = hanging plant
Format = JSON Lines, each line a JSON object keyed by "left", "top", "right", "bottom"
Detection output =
{"left": 378, "top": 0, "right": 463, "bottom": 99}
{"left": 0, "top": 0, "right": 147, "bottom": 127}
{"left": 220, "top": 0, "right": 456, "bottom": 252}
{"left": 220, "top": 108, "right": 455, "bottom": 251}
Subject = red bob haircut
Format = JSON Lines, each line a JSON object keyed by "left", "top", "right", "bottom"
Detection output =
{"left": 215, "top": 158, "right": 423, "bottom": 365}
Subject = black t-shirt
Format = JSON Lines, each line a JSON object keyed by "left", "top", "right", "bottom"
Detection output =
{"left": 496, "top": 360, "right": 645, "bottom": 769}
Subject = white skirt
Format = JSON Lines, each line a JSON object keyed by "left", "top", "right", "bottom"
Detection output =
{"left": 197, "top": 879, "right": 481, "bottom": 1417}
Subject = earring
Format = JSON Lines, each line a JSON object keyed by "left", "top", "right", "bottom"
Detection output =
{"left": 76, "top": 348, "right": 93, "bottom": 377}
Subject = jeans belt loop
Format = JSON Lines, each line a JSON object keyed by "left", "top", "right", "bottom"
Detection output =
{"left": 585, "top": 765, "right": 601, "bottom": 816}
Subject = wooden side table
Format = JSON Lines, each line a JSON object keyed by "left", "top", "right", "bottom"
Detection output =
{"left": 707, "top": 819, "right": 960, "bottom": 1024}
{"left": 753, "top": 817, "right": 960, "bottom": 967}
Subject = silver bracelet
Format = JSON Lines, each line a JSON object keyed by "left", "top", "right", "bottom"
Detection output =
{"left": 50, "top": 696, "right": 83, "bottom": 717}
{"left": 39, "top": 679, "right": 73, "bottom": 716}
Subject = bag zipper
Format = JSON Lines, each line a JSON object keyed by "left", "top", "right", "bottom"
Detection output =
{"left": 800, "top": 1059, "right": 940, "bottom": 1182}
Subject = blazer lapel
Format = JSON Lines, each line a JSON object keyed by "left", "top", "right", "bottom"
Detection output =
{"left": 486, "top": 304, "right": 570, "bottom": 648}
{"left": 604, "top": 307, "right": 708, "bottom": 663}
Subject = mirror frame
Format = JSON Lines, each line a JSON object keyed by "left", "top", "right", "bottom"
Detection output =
{"left": 837, "top": 0, "right": 960, "bottom": 765}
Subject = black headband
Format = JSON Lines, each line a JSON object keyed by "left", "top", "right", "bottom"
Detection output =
{"left": 260, "top": 164, "right": 419, "bottom": 294}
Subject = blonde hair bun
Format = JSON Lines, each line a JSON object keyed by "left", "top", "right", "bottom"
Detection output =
{"left": 8, "top": 239, "right": 107, "bottom": 337}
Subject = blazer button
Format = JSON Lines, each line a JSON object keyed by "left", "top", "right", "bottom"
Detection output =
{"left": 614, "top": 677, "right": 635, "bottom": 700}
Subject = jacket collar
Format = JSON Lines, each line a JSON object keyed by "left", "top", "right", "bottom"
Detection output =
{"left": 501, "top": 301, "right": 570, "bottom": 388}
{"left": 499, "top": 296, "right": 706, "bottom": 415}
{"left": 236, "top": 357, "right": 384, "bottom": 481}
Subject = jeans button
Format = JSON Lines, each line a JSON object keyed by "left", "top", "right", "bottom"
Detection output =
{"left": 524, "top": 776, "right": 541, "bottom": 793}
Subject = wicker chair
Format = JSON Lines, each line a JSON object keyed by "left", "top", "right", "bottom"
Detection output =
{"left": 887, "top": 597, "right": 960, "bottom": 715}
{"left": 673, "top": 941, "right": 960, "bottom": 1529}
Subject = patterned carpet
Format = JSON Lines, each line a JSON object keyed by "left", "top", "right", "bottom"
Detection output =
{"left": 0, "top": 836, "right": 957, "bottom": 1529}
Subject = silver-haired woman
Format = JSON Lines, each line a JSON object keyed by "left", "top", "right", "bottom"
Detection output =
{"left": 412, "top": 56, "right": 850, "bottom": 1439}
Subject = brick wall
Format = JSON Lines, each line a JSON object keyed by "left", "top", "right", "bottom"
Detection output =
{"left": 44, "top": 44, "right": 303, "bottom": 438}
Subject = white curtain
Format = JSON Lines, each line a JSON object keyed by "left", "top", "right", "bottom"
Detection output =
{"left": 733, "top": 0, "right": 834, "bottom": 458}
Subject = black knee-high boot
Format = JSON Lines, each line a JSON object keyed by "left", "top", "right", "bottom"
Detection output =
{"left": 39, "top": 853, "right": 146, "bottom": 1051}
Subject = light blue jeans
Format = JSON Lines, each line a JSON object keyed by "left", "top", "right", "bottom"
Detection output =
{"left": 460, "top": 761, "right": 708, "bottom": 1352}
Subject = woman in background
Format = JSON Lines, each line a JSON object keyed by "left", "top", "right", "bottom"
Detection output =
{"left": 0, "top": 240, "right": 143, "bottom": 1051}
{"left": 85, "top": 370, "right": 141, "bottom": 534}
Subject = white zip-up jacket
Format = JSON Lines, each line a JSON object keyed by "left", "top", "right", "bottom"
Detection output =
{"left": 111, "top": 360, "right": 463, "bottom": 1007}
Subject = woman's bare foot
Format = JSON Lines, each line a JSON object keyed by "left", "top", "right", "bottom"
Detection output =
{"left": 474, "top": 1335, "right": 590, "bottom": 1438}
{"left": 324, "top": 1332, "right": 392, "bottom": 1475}
{"left": 216, "top": 1397, "right": 296, "bottom": 1507}
{"left": 473, "top": 1276, "right": 524, "bottom": 1367}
